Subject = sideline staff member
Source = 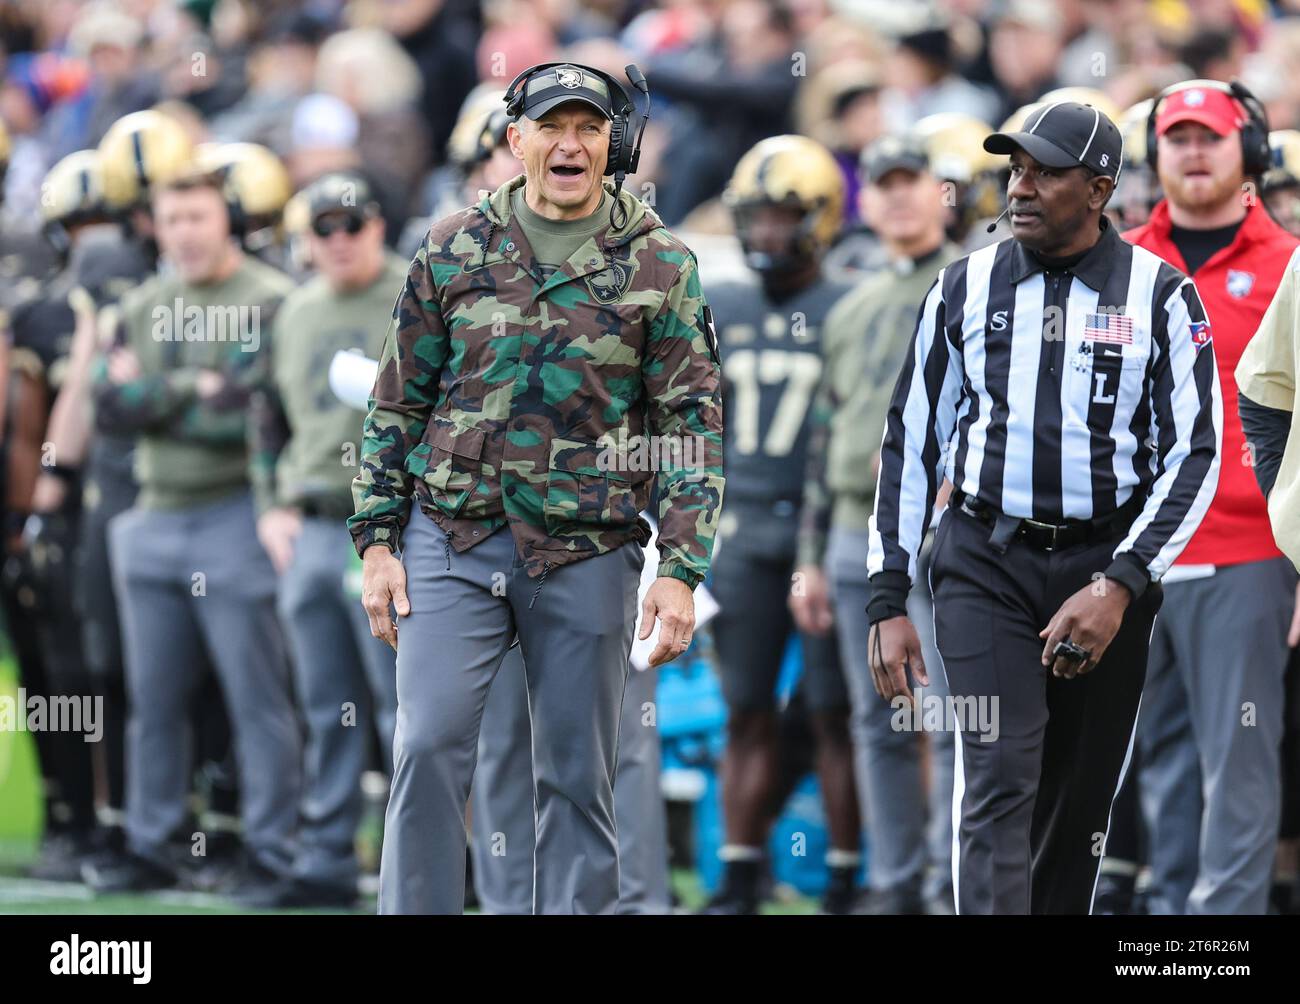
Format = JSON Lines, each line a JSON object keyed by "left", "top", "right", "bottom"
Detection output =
{"left": 1123, "top": 81, "right": 1300, "bottom": 916}
{"left": 866, "top": 102, "right": 1222, "bottom": 915}
{"left": 350, "top": 62, "right": 725, "bottom": 915}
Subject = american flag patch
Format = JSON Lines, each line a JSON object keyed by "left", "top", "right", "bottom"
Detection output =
{"left": 1083, "top": 313, "right": 1134, "bottom": 344}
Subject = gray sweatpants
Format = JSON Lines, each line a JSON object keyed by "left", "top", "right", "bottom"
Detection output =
{"left": 1136, "top": 558, "right": 1296, "bottom": 914}
{"left": 380, "top": 509, "right": 642, "bottom": 914}
{"left": 277, "top": 516, "right": 398, "bottom": 888}
{"left": 469, "top": 652, "right": 669, "bottom": 914}
{"left": 827, "top": 525, "right": 954, "bottom": 899}
{"left": 109, "top": 491, "right": 301, "bottom": 872}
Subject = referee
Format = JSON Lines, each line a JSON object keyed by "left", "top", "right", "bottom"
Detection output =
{"left": 866, "top": 102, "right": 1223, "bottom": 914}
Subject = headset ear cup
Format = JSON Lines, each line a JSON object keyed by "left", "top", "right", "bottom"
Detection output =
{"left": 1245, "top": 124, "right": 1270, "bottom": 176}
{"left": 607, "top": 116, "right": 625, "bottom": 176}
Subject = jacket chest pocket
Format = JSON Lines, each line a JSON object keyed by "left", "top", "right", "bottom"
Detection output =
{"left": 416, "top": 418, "right": 485, "bottom": 515}
{"left": 542, "top": 438, "right": 637, "bottom": 532}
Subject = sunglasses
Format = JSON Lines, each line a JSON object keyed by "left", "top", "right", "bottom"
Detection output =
{"left": 312, "top": 215, "right": 366, "bottom": 238}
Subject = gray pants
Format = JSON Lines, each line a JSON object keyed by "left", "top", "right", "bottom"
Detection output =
{"left": 1136, "top": 558, "right": 1296, "bottom": 914}
{"left": 277, "top": 516, "right": 398, "bottom": 888}
{"left": 109, "top": 491, "right": 301, "bottom": 872}
{"left": 827, "top": 525, "right": 953, "bottom": 898}
{"left": 380, "top": 509, "right": 642, "bottom": 914}
{"left": 469, "top": 655, "right": 669, "bottom": 913}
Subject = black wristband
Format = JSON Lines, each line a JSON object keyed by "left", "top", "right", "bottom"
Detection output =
{"left": 866, "top": 570, "right": 912, "bottom": 626}
{"left": 1103, "top": 552, "right": 1149, "bottom": 600}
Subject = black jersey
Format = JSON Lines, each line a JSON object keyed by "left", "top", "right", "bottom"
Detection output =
{"left": 711, "top": 273, "right": 852, "bottom": 508}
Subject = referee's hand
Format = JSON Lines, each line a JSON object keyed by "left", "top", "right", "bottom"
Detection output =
{"left": 1038, "top": 580, "right": 1131, "bottom": 679}
{"left": 868, "top": 616, "right": 929, "bottom": 706}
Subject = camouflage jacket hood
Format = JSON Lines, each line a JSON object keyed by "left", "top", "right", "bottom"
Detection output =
{"left": 349, "top": 174, "right": 726, "bottom": 586}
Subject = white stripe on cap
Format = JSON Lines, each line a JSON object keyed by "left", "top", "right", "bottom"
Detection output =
{"left": 1026, "top": 101, "right": 1068, "bottom": 136}
{"left": 1078, "top": 106, "right": 1101, "bottom": 163}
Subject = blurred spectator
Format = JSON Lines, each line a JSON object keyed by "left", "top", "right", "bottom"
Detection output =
{"left": 43, "top": 2, "right": 157, "bottom": 160}
{"left": 208, "top": 9, "right": 326, "bottom": 148}
{"left": 316, "top": 27, "right": 429, "bottom": 203}
{"left": 986, "top": 0, "right": 1065, "bottom": 123}
{"left": 1055, "top": 0, "right": 1119, "bottom": 88}
{"left": 645, "top": 0, "right": 801, "bottom": 224}
{"left": 156, "top": 29, "right": 245, "bottom": 122}
{"left": 377, "top": 0, "right": 480, "bottom": 170}
{"left": 286, "top": 92, "right": 408, "bottom": 246}
{"left": 287, "top": 92, "right": 362, "bottom": 189}
{"left": 797, "top": 59, "right": 885, "bottom": 228}
{"left": 1, "top": 52, "right": 87, "bottom": 222}
{"left": 881, "top": 14, "right": 1000, "bottom": 132}
{"left": 1179, "top": 26, "right": 1246, "bottom": 80}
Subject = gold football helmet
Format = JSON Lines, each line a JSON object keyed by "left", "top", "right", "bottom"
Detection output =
{"left": 194, "top": 142, "right": 292, "bottom": 219}
{"left": 448, "top": 87, "right": 509, "bottom": 168}
{"left": 1118, "top": 99, "right": 1155, "bottom": 169}
{"left": 913, "top": 113, "right": 1000, "bottom": 184}
{"left": 999, "top": 102, "right": 1043, "bottom": 137}
{"left": 98, "top": 109, "right": 195, "bottom": 209}
{"left": 40, "top": 149, "right": 107, "bottom": 225}
{"left": 723, "top": 134, "right": 845, "bottom": 269}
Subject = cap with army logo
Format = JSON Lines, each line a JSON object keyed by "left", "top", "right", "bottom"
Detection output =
{"left": 514, "top": 64, "right": 616, "bottom": 122}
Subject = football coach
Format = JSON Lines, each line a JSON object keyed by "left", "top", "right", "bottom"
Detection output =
{"left": 865, "top": 102, "right": 1222, "bottom": 914}
{"left": 348, "top": 62, "right": 725, "bottom": 914}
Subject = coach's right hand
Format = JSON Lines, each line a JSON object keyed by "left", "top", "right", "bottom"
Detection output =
{"left": 868, "top": 615, "right": 929, "bottom": 706}
{"left": 362, "top": 545, "right": 410, "bottom": 651}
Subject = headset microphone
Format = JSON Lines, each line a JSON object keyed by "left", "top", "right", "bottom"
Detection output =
{"left": 986, "top": 206, "right": 1011, "bottom": 233}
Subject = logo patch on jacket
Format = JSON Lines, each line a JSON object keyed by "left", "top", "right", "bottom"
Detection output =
{"left": 1226, "top": 269, "right": 1255, "bottom": 298}
{"left": 1189, "top": 320, "right": 1212, "bottom": 351}
{"left": 586, "top": 260, "right": 633, "bottom": 303}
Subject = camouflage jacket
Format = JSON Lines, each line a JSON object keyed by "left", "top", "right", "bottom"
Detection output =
{"left": 348, "top": 175, "right": 726, "bottom": 587}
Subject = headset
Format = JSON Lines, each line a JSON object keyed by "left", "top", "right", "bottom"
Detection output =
{"left": 1145, "top": 78, "right": 1271, "bottom": 176}
{"left": 503, "top": 61, "right": 651, "bottom": 227}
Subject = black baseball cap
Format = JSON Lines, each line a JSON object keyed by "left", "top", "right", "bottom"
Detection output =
{"left": 515, "top": 64, "right": 615, "bottom": 121}
{"left": 861, "top": 134, "right": 930, "bottom": 184}
{"left": 984, "top": 101, "right": 1123, "bottom": 180}
{"left": 304, "top": 171, "right": 380, "bottom": 222}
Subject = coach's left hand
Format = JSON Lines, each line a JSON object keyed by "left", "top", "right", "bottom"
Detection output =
{"left": 641, "top": 576, "right": 695, "bottom": 668}
{"left": 1039, "top": 579, "right": 1132, "bottom": 679}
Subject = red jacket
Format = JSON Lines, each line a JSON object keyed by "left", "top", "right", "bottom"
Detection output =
{"left": 1125, "top": 200, "right": 1298, "bottom": 566}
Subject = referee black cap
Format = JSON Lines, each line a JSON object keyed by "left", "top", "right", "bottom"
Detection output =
{"left": 984, "top": 101, "right": 1123, "bottom": 181}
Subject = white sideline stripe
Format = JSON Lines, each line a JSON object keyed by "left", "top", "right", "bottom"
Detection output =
{"left": 0, "top": 878, "right": 95, "bottom": 902}
{"left": 0, "top": 878, "right": 230, "bottom": 910}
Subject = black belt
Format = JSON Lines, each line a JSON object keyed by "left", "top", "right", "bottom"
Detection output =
{"left": 298, "top": 496, "right": 356, "bottom": 521}
{"left": 951, "top": 490, "right": 1143, "bottom": 554}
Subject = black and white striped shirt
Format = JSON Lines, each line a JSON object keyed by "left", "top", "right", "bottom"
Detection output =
{"left": 867, "top": 220, "right": 1222, "bottom": 604}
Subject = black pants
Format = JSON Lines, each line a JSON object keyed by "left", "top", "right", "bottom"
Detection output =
{"left": 929, "top": 502, "right": 1163, "bottom": 915}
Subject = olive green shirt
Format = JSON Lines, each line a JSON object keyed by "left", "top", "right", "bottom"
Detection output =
{"left": 253, "top": 254, "right": 409, "bottom": 512}
{"left": 96, "top": 255, "right": 294, "bottom": 511}
{"left": 510, "top": 186, "right": 612, "bottom": 274}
